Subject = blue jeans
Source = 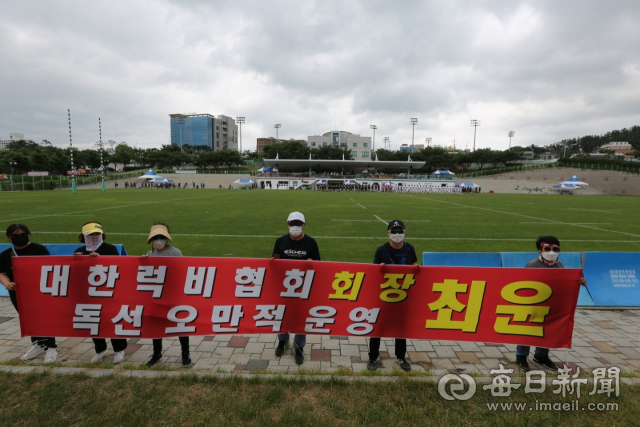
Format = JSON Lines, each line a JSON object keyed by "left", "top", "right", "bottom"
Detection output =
{"left": 516, "top": 345, "right": 549, "bottom": 358}
{"left": 277, "top": 333, "right": 306, "bottom": 350}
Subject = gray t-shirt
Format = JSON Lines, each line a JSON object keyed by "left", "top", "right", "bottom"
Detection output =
{"left": 525, "top": 257, "right": 564, "bottom": 268}
{"left": 146, "top": 245, "right": 183, "bottom": 257}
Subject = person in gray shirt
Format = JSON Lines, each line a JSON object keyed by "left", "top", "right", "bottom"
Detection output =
{"left": 144, "top": 223, "right": 191, "bottom": 367}
{"left": 515, "top": 236, "right": 587, "bottom": 372}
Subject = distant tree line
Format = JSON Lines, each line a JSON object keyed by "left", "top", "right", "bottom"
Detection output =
{"left": 0, "top": 140, "right": 242, "bottom": 175}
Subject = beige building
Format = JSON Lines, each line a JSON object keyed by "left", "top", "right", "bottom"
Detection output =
{"left": 307, "top": 130, "right": 371, "bottom": 160}
{"left": 600, "top": 141, "right": 634, "bottom": 159}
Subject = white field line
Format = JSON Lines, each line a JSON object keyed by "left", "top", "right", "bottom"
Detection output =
{"left": 519, "top": 222, "right": 612, "bottom": 225}
{"left": 567, "top": 208, "right": 620, "bottom": 214}
{"left": 32, "top": 231, "right": 640, "bottom": 243}
{"left": 373, "top": 215, "right": 387, "bottom": 224}
{"left": 357, "top": 203, "right": 366, "bottom": 209}
{"left": 0, "top": 192, "right": 236, "bottom": 223}
{"left": 332, "top": 219, "right": 381, "bottom": 222}
{"left": 417, "top": 195, "right": 640, "bottom": 238}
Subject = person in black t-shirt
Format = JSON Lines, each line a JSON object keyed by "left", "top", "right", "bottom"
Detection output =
{"left": 0, "top": 224, "right": 58, "bottom": 363}
{"left": 74, "top": 221, "right": 128, "bottom": 364}
{"left": 368, "top": 220, "right": 418, "bottom": 372}
{"left": 272, "top": 212, "right": 321, "bottom": 365}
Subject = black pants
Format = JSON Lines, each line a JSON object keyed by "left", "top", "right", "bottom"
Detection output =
{"left": 9, "top": 290, "right": 57, "bottom": 349}
{"left": 152, "top": 337, "right": 190, "bottom": 355}
{"left": 93, "top": 338, "right": 128, "bottom": 353}
{"left": 368, "top": 338, "right": 406, "bottom": 361}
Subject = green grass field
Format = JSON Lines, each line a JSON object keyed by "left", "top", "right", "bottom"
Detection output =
{"left": 2, "top": 189, "right": 640, "bottom": 426}
{"left": 2, "top": 189, "right": 639, "bottom": 259}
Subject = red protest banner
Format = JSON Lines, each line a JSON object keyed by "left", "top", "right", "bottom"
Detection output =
{"left": 13, "top": 256, "right": 582, "bottom": 348}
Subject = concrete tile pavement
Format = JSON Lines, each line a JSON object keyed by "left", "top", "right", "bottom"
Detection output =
{"left": 1, "top": 298, "right": 638, "bottom": 376}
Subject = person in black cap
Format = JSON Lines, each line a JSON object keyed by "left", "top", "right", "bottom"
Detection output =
{"left": 367, "top": 219, "right": 418, "bottom": 371}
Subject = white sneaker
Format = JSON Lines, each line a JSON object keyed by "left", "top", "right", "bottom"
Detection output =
{"left": 21, "top": 343, "right": 45, "bottom": 361}
{"left": 91, "top": 349, "right": 109, "bottom": 363}
{"left": 113, "top": 350, "right": 125, "bottom": 365}
{"left": 44, "top": 348, "right": 58, "bottom": 363}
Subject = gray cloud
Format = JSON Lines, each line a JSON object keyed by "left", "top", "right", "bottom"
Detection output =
{"left": 1, "top": 0, "right": 639, "bottom": 152}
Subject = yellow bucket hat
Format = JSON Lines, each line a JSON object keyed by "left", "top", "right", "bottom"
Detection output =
{"left": 147, "top": 224, "right": 173, "bottom": 244}
{"left": 82, "top": 222, "right": 104, "bottom": 235}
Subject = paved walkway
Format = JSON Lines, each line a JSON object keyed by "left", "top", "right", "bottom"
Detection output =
{"left": 1, "top": 298, "right": 638, "bottom": 375}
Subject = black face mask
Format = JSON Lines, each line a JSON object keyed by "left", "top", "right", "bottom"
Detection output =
{"left": 10, "top": 234, "right": 30, "bottom": 247}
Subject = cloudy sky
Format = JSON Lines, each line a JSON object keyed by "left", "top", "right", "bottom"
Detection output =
{"left": 2, "top": 0, "right": 640, "bottom": 151}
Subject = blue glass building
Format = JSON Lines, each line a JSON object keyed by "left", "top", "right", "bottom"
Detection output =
{"left": 169, "top": 113, "right": 238, "bottom": 151}
{"left": 170, "top": 114, "right": 214, "bottom": 149}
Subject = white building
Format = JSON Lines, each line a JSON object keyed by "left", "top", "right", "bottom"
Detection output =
{"left": 0, "top": 133, "right": 25, "bottom": 151}
{"left": 307, "top": 130, "right": 371, "bottom": 160}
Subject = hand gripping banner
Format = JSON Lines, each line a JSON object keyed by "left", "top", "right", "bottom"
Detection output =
{"left": 13, "top": 256, "right": 582, "bottom": 348}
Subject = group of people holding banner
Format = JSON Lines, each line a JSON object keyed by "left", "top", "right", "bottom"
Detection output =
{"left": 0, "top": 214, "right": 585, "bottom": 373}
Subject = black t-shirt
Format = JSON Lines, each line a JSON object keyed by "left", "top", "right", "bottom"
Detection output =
{"left": 272, "top": 234, "right": 321, "bottom": 260}
{"left": 373, "top": 242, "right": 418, "bottom": 265}
{"left": 0, "top": 243, "right": 50, "bottom": 282}
{"left": 74, "top": 242, "right": 120, "bottom": 256}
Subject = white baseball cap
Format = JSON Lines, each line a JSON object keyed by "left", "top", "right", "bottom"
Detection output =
{"left": 287, "top": 212, "right": 305, "bottom": 223}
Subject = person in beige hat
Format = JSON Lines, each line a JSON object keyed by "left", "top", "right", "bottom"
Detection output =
{"left": 73, "top": 221, "right": 128, "bottom": 364}
{"left": 143, "top": 223, "right": 191, "bottom": 368}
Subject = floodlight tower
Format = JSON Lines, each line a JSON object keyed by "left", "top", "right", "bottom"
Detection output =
{"left": 411, "top": 118, "right": 418, "bottom": 148}
{"left": 384, "top": 136, "right": 390, "bottom": 150}
{"left": 177, "top": 117, "right": 186, "bottom": 151}
{"left": 470, "top": 119, "right": 480, "bottom": 151}
{"left": 425, "top": 137, "right": 432, "bottom": 148}
{"left": 508, "top": 130, "right": 515, "bottom": 149}
{"left": 275, "top": 124, "right": 281, "bottom": 141}
{"left": 236, "top": 117, "right": 245, "bottom": 153}
{"left": 370, "top": 124, "right": 377, "bottom": 152}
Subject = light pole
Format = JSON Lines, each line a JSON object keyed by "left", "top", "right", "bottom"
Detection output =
{"left": 384, "top": 137, "right": 390, "bottom": 150}
{"left": 68, "top": 109, "right": 77, "bottom": 194}
{"left": 177, "top": 117, "right": 186, "bottom": 151}
{"left": 470, "top": 120, "right": 480, "bottom": 151}
{"left": 9, "top": 159, "right": 16, "bottom": 191}
{"left": 275, "top": 124, "right": 281, "bottom": 141}
{"left": 508, "top": 131, "right": 515, "bottom": 149}
{"left": 411, "top": 118, "right": 418, "bottom": 149}
{"left": 425, "top": 137, "right": 432, "bottom": 148}
{"left": 236, "top": 117, "right": 245, "bottom": 153}
{"left": 370, "top": 124, "right": 377, "bottom": 153}
{"left": 99, "top": 118, "right": 106, "bottom": 192}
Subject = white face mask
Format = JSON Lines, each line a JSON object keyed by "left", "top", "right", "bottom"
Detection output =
{"left": 85, "top": 234, "right": 103, "bottom": 252}
{"left": 289, "top": 226, "right": 303, "bottom": 237}
{"left": 389, "top": 233, "right": 405, "bottom": 243}
{"left": 153, "top": 239, "right": 167, "bottom": 250}
{"left": 540, "top": 251, "right": 559, "bottom": 263}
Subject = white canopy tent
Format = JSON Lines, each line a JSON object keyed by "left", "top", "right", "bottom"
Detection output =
{"left": 561, "top": 175, "right": 589, "bottom": 187}
{"left": 138, "top": 170, "right": 160, "bottom": 180}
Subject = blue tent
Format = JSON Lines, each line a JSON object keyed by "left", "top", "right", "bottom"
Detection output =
{"left": 151, "top": 177, "right": 173, "bottom": 183}
{"left": 316, "top": 179, "right": 327, "bottom": 184}
{"left": 455, "top": 182, "right": 477, "bottom": 187}
{"left": 431, "top": 170, "right": 455, "bottom": 175}
{"left": 234, "top": 179, "right": 255, "bottom": 184}
{"left": 258, "top": 167, "right": 278, "bottom": 172}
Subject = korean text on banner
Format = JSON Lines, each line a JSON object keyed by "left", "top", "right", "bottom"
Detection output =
{"left": 13, "top": 256, "right": 582, "bottom": 348}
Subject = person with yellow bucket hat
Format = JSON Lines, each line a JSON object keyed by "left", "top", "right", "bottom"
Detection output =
{"left": 74, "top": 221, "right": 128, "bottom": 364}
{"left": 143, "top": 223, "right": 191, "bottom": 367}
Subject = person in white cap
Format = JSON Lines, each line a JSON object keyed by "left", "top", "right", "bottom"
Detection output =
{"left": 142, "top": 223, "right": 191, "bottom": 368}
{"left": 74, "top": 221, "right": 128, "bottom": 364}
{"left": 272, "top": 211, "right": 321, "bottom": 365}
